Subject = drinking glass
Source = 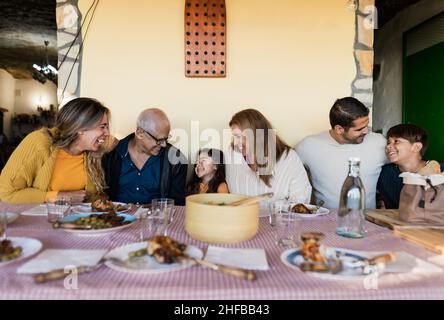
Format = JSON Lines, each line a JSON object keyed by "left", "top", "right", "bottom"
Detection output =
{"left": 46, "top": 198, "right": 71, "bottom": 223}
{"left": 151, "top": 198, "right": 175, "bottom": 236}
{"left": 268, "top": 199, "right": 290, "bottom": 227}
{"left": 138, "top": 207, "right": 164, "bottom": 241}
{"left": 273, "top": 211, "right": 300, "bottom": 247}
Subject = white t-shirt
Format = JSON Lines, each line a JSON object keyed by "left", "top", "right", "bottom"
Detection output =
{"left": 225, "top": 148, "right": 312, "bottom": 203}
{"left": 295, "top": 131, "right": 387, "bottom": 209}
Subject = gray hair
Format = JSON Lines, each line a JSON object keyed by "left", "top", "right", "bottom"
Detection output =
{"left": 137, "top": 108, "right": 170, "bottom": 132}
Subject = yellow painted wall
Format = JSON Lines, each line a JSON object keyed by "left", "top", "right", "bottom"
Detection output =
{"left": 78, "top": 0, "right": 355, "bottom": 154}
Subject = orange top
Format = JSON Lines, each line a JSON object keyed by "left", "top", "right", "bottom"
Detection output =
{"left": 46, "top": 149, "right": 87, "bottom": 201}
{"left": 198, "top": 182, "right": 229, "bottom": 194}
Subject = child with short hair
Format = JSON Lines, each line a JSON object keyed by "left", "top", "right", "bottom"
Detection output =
{"left": 186, "top": 148, "right": 229, "bottom": 195}
{"left": 377, "top": 124, "right": 443, "bottom": 209}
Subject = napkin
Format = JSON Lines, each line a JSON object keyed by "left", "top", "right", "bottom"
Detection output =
{"left": 133, "top": 206, "right": 149, "bottom": 219}
{"left": 352, "top": 250, "right": 443, "bottom": 274}
{"left": 204, "top": 246, "right": 269, "bottom": 270}
{"left": 17, "top": 249, "right": 108, "bottom": 274}
{"left": 21, "top": 204, "right": 47, "bottom": 216}
{"left": 386, "top": 252, "right": 443, "bottom": 274}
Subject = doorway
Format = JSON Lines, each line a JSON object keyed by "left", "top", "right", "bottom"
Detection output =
{"left": 403, "top": 12, "right": 444, "bottom": 162}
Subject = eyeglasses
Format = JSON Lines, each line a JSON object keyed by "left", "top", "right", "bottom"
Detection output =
{"left": 139, "top": 127, "right": 171, "bottom": 146}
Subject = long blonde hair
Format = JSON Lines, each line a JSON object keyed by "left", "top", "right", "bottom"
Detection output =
{"left": 229, "top": 109, "right": 290, "bottom": 187}
{"left": 47, "top": 97, "right": 110, "bottom": 192}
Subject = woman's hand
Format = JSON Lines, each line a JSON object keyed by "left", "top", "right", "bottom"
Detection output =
{"left": 57, "top": 190, "right": 87, "bottom": 205}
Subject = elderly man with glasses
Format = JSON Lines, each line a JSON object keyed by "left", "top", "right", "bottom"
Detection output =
{"left": 102, "top": 108, "right": 187, "bottom": 205}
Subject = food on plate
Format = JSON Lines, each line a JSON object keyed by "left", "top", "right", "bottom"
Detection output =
{"left": 114, "top": 203, "right": 130, "bottom": 212}
{"left": 148, "top": 236, "right": 188, "bottom": 264}
{"left": 91, "top": 198, "right": 115, "bottom": 212}
{"left": 299, "top": 232, "right": 327, "bottom": 263}
{"left": 291, "top": 203, "right": 311, "bottom": 214}
{"left": 84, "top": 192, "right": 108, "bottom": 203}
{"left": 0, "top": 239, "right": 23, "bottom": 262}
{"left": 291, "top": 203, "right": 316, "bottom": 214}
{"left": 72, "top": 212, "right": 131, "bottom": 229}
{"left": 128, "top": 236, "right": 188, "bottom": 264}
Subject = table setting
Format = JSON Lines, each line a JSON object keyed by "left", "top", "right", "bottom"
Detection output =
{"left": 1, "top": 194, "right": 444, "bottom": 300}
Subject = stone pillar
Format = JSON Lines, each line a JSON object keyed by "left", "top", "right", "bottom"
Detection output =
{"left": 352, "top": 0, "right": 376, "bottom": 108}
{"left": 56, "top": 0, "right": 82, "bottom": 106}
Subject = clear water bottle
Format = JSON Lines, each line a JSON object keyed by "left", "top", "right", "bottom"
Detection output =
{"left": 336, "top": 157, "right": 366, "bottom": 238}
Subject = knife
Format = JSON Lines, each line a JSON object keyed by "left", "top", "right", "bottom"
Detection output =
{"left": 129, "top": 247, "right": 257, "bottom": 281}
{"left": 52, "top": 222, "right": 93, "bottom": 230}
{"left": 34, "top": 264, "right": 97, "bottom": 283}
{"left": 33, "top": 252, "right": 124, "bottom": 284}
{"left": 182, "top": 254, "right": 257, "bottom": 281}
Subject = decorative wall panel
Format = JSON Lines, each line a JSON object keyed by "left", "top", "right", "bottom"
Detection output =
{"left": 185, "top": 0, "right": 226, "bottom": 77}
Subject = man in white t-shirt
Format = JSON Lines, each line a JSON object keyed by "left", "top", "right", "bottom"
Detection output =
{"left": 295, "top": 97, "right": 387, "bottom": 209}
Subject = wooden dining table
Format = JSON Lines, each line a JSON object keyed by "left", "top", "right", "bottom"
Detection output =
{"left": 1, "top": 203, "right": 444, "bottom": 300}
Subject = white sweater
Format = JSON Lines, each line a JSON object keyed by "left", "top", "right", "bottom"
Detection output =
{"left": 225, "top": 148, "right": 312, "bottom": 203}
{"left": 296, "top": 131, "right": 387, "bottom": 209}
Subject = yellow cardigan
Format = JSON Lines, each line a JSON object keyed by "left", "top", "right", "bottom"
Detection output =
{"left": 0, "top": 128, "right": 96, "bottom": 204}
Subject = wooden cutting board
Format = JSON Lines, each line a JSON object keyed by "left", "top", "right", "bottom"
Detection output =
{"left": 365, "top": 209, "right": 407, "bottom": 229}
{"left": 365, "top": 209, "right": 444, "bottom": 255}
{"left": 393, "top": 227, "right": 444, "bottom": 255}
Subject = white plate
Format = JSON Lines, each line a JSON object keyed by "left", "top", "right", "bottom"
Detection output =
{"left": 0, "top": 212, "right": 19, "bottom": 224}
{"left": 71, "top": 202, "right": 131, "bottom": 214}
{"left": 259, "top": 202, "right": 330, "bottom": 218}
{"left": 281, "top": 247, "right": 383, "bottom": 280}
{"left": 60, "top": 212, "right": 137, "bottom": 235}
{"left": 105, "top": 242, "right": 203, "bottom": 274}
{"left": 0, "top": 237, "right": 43, "bottom": 267}
{"left": 286, "top": 203, "right": 330, "bottom": 218}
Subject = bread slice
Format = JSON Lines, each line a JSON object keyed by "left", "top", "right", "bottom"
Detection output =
{"left": 418, "top": 160, "right": 441, "bottom": 176}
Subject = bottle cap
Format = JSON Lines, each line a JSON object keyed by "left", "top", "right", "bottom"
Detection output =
{"left": 348, "top": 157, "right": 361, "bottom": 163}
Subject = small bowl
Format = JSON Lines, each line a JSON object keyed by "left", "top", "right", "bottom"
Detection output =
{"left": 185, "top": 193, "right": 259, "bottom": 244}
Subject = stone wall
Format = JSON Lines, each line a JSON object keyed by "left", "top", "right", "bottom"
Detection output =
{"left": 352, "top": 0, "right": 375, "bottom": 111}
{"left": 56, "top": 0, "right": 82, "bottom": 105}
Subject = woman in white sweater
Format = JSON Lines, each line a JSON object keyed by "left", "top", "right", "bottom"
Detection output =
{"left": 225, "top": 109, "right": 312, "bottom": 203}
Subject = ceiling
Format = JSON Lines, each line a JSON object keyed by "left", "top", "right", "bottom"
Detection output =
{"left": 375, "top": 0, "right": 423, "bottom": 28}
{"left": 0, "top": 0, "right": 56, "bottom": 81}
{"left": 0, "top": 0, "right": 427, "bottom": 82}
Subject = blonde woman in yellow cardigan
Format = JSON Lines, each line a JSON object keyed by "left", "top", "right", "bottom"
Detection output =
{"left": 0, "top": 97, "right": 111, "bottom": 204}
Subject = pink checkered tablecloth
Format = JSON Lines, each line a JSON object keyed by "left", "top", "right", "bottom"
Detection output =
{"left": 1, "top": 203, "right": 444, "bottom": 300}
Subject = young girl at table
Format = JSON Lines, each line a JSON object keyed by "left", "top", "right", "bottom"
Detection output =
{"left": 186, "top": 148, "right": 229, "bottom": 195}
